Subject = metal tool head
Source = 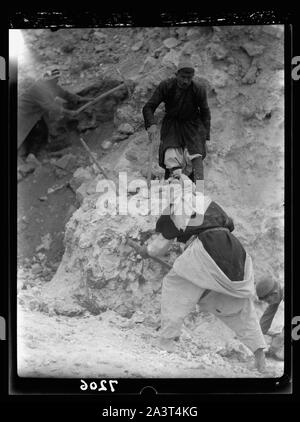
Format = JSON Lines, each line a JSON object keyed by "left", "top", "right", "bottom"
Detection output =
{"left": 114, "top": 65, "right": 134, "bottom": 99}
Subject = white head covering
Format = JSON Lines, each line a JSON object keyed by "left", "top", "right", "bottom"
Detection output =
{"left": 168, "top": 174, "right": 211, "bottom": 230}
{"left": 43, "top": 67, "right": 60, "bottom": 80}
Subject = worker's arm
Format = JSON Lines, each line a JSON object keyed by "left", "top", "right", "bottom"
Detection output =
{"left": 260, "top": 302, "right": 280, "bottom": 335}
{"left": 37, "top": 95, "right": 77, "bottom": 118}
{"left": 31, "top": 84, "right": 65, "bottom": 115}
{"left": 146, "top": 233, "right": 173, "bottom": 257}
{"left": 55, "top": 85, "right": 86, "bottom": 105}
{"left": 195, "top": 84, "right": 211, "bottom": 140}
{"left": 27, "top": 83, "right": 77, "bottom": 119}
{"left": 142, "top": 81, "right": 165, "bottom": 130}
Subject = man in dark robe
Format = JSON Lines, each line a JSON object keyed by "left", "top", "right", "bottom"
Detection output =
{"left": 142, "top": 53, "right": 211, "bottom": 182}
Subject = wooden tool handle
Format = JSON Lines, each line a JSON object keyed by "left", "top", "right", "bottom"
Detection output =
{"left": 74, "top": 83, "right": 126, "bottom": 115}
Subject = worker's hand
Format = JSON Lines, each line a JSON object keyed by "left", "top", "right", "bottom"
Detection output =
{"left": 254, "top": 348, "right": 267, "bottom": 373}
{"left": 147, "top": 124, "right": 158, "bottom": 136}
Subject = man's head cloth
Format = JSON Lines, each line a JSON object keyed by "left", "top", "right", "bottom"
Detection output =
{"left": 43, "top": 68, "right": 61, "bottom": 80}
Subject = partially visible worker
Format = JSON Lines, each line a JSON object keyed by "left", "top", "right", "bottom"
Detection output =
{"left": 256, "top": 278, "right": 284, "bottom": 361}
{"left": 137, "top": 174, "right": 267, "bottom": 373}
{"left": 18, "top": 67, "right": 92, "bottom": 153}
{"left": 142, "top": 52, "right": 211, "bottom": 183}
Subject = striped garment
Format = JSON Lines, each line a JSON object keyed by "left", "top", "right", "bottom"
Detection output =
{"left": 43, "top": 68, "right": 61, "bottom": 80}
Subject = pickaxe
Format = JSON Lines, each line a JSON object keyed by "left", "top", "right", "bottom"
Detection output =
{"left": 73, "top": 69, "right": 133, "bottom": 116}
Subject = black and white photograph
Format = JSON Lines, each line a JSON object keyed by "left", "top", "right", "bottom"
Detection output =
{"left": 12, "top": 23, "right": 285, "bottom": 381}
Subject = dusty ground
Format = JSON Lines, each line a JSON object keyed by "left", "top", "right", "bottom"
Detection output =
{"left": 17, "top": 299, "right": 284, "bottom": 379}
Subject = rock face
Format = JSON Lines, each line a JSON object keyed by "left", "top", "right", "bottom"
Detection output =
{"left": 20, "top": 27, "right": 284, "bottom": 345}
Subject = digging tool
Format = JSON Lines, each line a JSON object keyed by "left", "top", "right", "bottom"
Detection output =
{"left": 146, "top": 131, "right": 156, "bottom": 189}
{"left": 79, "top": 136, "right": 110, "bottom": 179}
{"left": 73, "top": 81, "right": 130, "bottom": 116}
{"left": 126, "top": 238, "right": 172, "bottom": 270}
{"left": 114, "top": 65, "right": 134, "bottom": 98}
{"left": 75, "top": 71, "right": 131, "bottom": 114}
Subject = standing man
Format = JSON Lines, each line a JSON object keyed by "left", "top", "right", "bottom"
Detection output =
{"left": 137, "top": 174, "right": 267, "bottom": 372}
{"left": 18, "top": 68, "right": 92, "bottom": 153}
{"left": 142, "top": 53, "right": 211, "bottom": 183}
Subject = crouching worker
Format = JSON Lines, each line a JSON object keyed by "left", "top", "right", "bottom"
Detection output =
{"left": 18, "top": 67, "right": 93, "bottom": 154}
{"left": 256, "top": 278, "right": 284, "bottom": 361}
{"left": 138, "top": 174, "right": 267, "bottom": 372}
